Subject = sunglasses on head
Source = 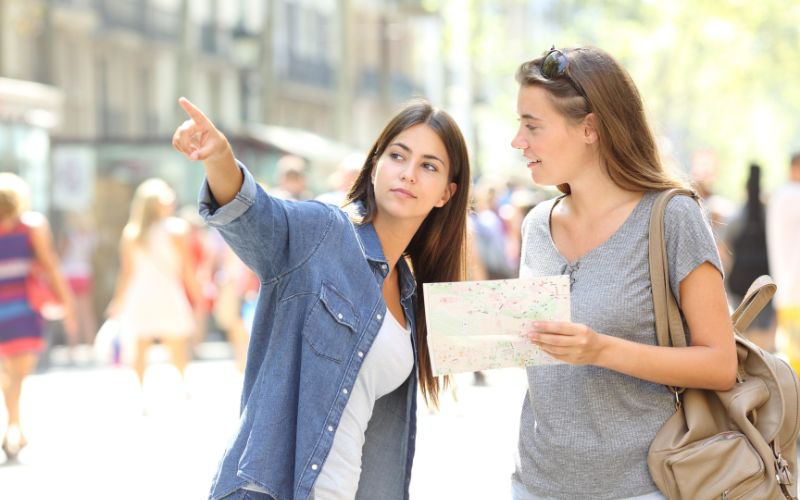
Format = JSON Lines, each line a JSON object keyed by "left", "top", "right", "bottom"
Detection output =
{"left": 540, "top": 46, "right": 591, "bottom": 110}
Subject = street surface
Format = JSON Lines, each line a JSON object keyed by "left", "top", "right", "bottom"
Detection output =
{"left": 0, "top": 344, "right": 528, "bottom": 499}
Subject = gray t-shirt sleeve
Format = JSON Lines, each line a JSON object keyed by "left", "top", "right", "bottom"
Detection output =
{"left": 663, "top": 195, "right": 723, "bottom": 305}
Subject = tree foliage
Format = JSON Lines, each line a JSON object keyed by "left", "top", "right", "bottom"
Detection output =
{"left": 452, "top": 0, "right": 800, "bottom": 197}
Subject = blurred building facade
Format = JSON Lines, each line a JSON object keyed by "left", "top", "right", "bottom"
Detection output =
{"left": 0, "top": 0, "right": 436, "bottom": 316}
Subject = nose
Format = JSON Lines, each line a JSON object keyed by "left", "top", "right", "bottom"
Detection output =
{"left": 400, "top": 162, "right": 416, "bottom": 183}
{"left": 511, "top": 130, "right": 527, "bottom": 150}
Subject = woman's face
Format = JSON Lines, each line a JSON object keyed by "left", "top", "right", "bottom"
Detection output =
{"left": 511, "top": 85, "right": 593, "bottom": 187}
{"left": 371, "top": 123, "right": 456, "bottom": 225}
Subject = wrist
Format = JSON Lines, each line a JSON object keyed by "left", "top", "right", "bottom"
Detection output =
{"left": 206, "top": 138, "right": 234, "bottom": 167}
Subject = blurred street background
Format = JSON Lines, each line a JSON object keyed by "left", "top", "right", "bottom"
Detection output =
{"left": 0, "top": 345, "right": 529, "bottom": 500}
{"left": 2, "top": 0, "right": 800, "bottom": 498}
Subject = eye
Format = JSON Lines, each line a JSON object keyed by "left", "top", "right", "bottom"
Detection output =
{"left": 526, "top": 125, "right": 538, "bottom": 132}
{"left": 389, "top": 152, "right": 404, "bottom": 161}
{"left": 422, "top": 162, "right": 438, "bottom": 172}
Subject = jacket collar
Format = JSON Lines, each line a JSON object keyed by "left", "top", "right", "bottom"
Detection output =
{"left": 351, "top": 202, "right": 417, "bottom": 303}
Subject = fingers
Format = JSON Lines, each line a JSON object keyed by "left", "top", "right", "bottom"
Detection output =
{"left": 178, "top": 96, "right": 211, "bottom": 128}
{"left": 172, "top": 119, "right": 206, "bottom": 160}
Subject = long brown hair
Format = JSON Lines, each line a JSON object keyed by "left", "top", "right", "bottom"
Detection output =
{"left": 516, "top": 46, "right": 686, "bottom": 194}
{"left": 345, "top": 99, "right": 471, "bottom": 408}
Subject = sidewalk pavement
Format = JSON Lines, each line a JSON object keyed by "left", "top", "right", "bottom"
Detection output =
{"left": 0, "top": 344, "right": 528, "bottom": 499}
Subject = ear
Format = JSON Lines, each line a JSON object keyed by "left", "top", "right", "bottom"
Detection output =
{"left": 582, "top": 113, "right": 599, "bottom": 144}
{"left": 435, "top": 182, "right": 458, "bottom": 208}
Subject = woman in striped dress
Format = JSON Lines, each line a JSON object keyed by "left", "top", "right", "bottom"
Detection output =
{"left": 0, "top": 173, "right": 76, "bottom": 460}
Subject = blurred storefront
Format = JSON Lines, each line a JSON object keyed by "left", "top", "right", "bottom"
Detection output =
{"left": 0, "top": 77, "right": 63, "bottom": 214}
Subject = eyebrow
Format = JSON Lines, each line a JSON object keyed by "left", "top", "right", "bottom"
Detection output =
{"left": 390, "top": 141, "right": 445, "bottom": 165}
{"left": 520, "top": 113, "right": 543, "bottom": 121}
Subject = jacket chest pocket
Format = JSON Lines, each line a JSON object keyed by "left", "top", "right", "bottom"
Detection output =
{"left": 301, "top": 281, "right": 360, "bottom": 363}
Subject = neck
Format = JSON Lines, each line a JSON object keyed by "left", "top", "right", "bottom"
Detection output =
{"left": 565, "top": 163, "right": 639, "bottom": 217}
{"left": 372, "top": 213, "right": 422, "bottom": 271}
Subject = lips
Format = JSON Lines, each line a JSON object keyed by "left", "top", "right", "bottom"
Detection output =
{"left": 390, "top": 187, "right": 417, "bottom": 199}
{"left": 527, "top": 159, "right": 542, "bottom": 168}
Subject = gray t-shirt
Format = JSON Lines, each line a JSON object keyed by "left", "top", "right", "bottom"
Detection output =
{"left": 513, "top": 191, "right": 722, "bottom": 499}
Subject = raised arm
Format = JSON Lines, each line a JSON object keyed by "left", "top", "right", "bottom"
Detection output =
{"left": 172, "top": 97, "right": 242, "bottom": 205}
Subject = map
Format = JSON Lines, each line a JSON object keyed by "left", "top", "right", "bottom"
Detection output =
{"left": 423, "top": 276, "right": 570, "bottom": 376}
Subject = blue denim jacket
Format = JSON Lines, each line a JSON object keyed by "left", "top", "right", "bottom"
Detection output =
{"left": 199, "top": 163, "right": 419, "bottom": 500}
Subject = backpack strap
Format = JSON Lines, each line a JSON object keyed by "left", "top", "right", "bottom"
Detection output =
{"left": 648, "top": 188, "right": 698, "bottom": 349}
{"left": 731, "top": 275, "right": 776, "bottom": 332}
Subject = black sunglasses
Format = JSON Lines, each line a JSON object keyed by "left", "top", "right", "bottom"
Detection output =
{"left": 541, "top": 46, "right": 591, "bottom": 110}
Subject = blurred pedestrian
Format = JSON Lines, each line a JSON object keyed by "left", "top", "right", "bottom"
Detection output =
{"left": 767, "top": 152, "right": 800, "bottom": 373}
{"left": 471, "top": 178, "right": 514, "bottom": 280}
{"left": 510, "top": 45, "right": 735, "bottom": 499}
{"left": 210, "top": 236, "right": 255, "bottom": 373}
{"left": 172, "top": 96, "right": 470, "bottom": 500}
{"left": 178, "top": 205, "right": 216, "bottom": 352}
{"left": 724, "top": 163, "right": 775, "bottom": 351}
{"left": 107, "top": 179, "right": 198, "bottom": 391}
{"left": 0, "top": 173, "right": 77, "bottom": 461}
{"left": 270, "top": 154, "right": 313, "bottom": 201}
{"left": 58, "top": 210, "right": 98, "bottom": 352}
{"left": 316, "top": 152, "right": 366, "bottom": 206}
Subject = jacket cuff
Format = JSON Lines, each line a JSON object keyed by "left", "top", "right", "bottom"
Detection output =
{"left": 198, "top": 160, "right": 257, "bottom": 226}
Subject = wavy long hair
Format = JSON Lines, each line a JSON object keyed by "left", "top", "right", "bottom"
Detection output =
{"left": 345, "top": 99, "right": 471, "bottom": 407}
{"left": 123, "top": 178, "right": 176, "bottom": 246}
{"left": 516, "top": 46, "right": 686, "bottom": 194}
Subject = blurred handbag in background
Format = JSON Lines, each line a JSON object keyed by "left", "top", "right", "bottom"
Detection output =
{"left": 646, "top": 189, "right": 800, "bottom": 500}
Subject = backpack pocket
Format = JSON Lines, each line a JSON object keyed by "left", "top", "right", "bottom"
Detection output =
{"left": 665, "top": 431, "right": 764, "bottom": 500}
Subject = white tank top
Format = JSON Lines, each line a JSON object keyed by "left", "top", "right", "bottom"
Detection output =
{"left": 311, "top": 310, "right": 413, "bottom": 499}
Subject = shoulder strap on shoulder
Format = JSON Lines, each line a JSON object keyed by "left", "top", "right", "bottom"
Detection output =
{"left": 648, "top": 188, "right": 698, "bottom": 349}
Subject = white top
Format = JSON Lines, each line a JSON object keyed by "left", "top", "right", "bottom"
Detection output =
{"left": 312, "top": 310, "right": 413, "bottom": 500}
{"left": 767, "top": 182, "right": 800, "bottom": 307}
{"left": 119, "top": 218, "right": 195, "bottom": 337}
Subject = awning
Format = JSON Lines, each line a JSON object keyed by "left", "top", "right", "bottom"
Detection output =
{"left": 0, "top": 77, "right": 63, "bottom": 128}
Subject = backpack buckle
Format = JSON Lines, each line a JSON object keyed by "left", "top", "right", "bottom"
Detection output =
{"left": 775, "top": 453, "right": 792, "bottom": 485}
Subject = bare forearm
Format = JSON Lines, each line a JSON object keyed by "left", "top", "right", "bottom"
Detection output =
{"left": 203, "top": 144, "right": 242, "bottom": 206}
{"left": 595, "top": 334, "right": 736, "bottom": 391}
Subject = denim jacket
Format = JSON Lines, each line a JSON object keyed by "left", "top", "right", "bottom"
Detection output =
{"left": 199, "top": 163, "right": 419, "bottom": 500}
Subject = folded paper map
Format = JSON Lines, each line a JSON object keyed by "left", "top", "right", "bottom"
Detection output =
{"left": 423, "top": 276, "right": 570, "bottom": 376}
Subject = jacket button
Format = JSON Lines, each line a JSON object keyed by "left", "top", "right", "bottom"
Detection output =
{"left": 342, "top": 388, "right": 348, "bottom": 395}
{"left": 358, "top": 351, "right": 364, "bottom": 358}
{"left": 328, "top": 425, "right": 334, "bottom": 432}
{"left": 311, "top": 464, "right": 318, "bottom": 471}
{"left": 337, "top": 313, "right": 343, "bottom": 319}
{"left": 377, "top": 314, "right": 382, "bottom": 320}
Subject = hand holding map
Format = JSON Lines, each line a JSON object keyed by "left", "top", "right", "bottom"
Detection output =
{"left": 423, "top": 275, "right": 570, "bottom": 376}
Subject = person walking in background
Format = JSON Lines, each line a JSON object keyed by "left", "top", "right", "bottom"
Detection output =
{"left": 178, "top": 205, "right": 216, "bottom": 353}
{"left": 724, "top": 163, "right": 775, "bottom": 351}
{"left": 172, "top": 96, "right": 470, "bottom": 500}
{"left": 106, "top": 179, "right": 199, "bottom": 394}
{"left": 58, "top": 210, "right": 98, "bottom": 354}
{"left": 316, "top": 152, "right": 366, "bottom": 207}
{"left": 0, "top": 173, "right": 77, "bottom": 461}
{"left": 210, "top": 236, "right": 255, "bottom": 373}
{"left": 270, "top": 154, "right": 313, "bottom": 201}
{"left": 510, "top": 45, "right": 736, "bottom": 499}
{"left": 767, "top": 152, "right": 800, "bottom": 373}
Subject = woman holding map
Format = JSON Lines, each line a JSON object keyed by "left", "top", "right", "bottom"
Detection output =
{"left": 172, "top": 97, "right": 470, "bottom": 500}
{"left": 509, "top": 46, "right": 736, "bottom": 499}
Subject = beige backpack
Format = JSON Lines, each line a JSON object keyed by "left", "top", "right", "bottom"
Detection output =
{"left": 646, "top": 188, "right": 800, "bottom": 500}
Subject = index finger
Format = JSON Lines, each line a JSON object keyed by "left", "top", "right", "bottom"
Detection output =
{"left": 178, "top": 97, "right": 211, "bottom": 127}
{"left": 531, "top": 321, "right": 570, "bottom": 333}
